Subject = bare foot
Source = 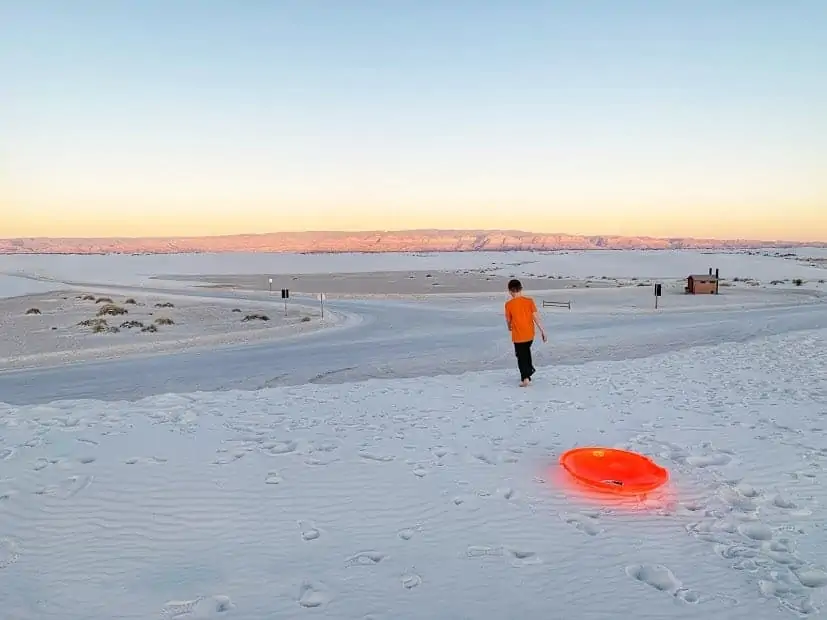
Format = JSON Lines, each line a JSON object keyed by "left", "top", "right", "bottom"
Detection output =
{"left": 519, "top": 379, "right": 529, "bottom": 387}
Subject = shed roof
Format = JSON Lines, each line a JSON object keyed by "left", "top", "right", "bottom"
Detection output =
{"left": 688, "top": 274, "right": 718, "bottom": 280}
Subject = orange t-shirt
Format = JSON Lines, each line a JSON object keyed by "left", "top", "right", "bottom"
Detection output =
{"left": 505, "top": 296, "right": 537, "bottom": 343}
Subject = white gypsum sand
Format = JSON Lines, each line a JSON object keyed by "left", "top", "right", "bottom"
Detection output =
{"left": 0, "top": 290, "right": 336, "bottom": 371}
{"left": 1, "top": 249, "right": 826, "bottom": 619}
{"left": 1, "top": 329, "right": 826, "bottom": 618}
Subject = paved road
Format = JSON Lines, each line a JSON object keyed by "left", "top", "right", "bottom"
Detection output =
{"left": 1, "top": 284, "right": 825, "bottom": 406}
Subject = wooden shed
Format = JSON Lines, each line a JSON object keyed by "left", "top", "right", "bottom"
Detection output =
{"left": 685, "top": 274, "right": 719, "bottom": 294}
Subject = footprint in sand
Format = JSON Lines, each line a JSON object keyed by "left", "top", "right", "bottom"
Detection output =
{"left": 499, "top": 487, "right": 516, "bottom": 500}
{"left": 33, "top": 457, "right": 59, "bottom": 471}
{"left": 686, "top": 453, "right": 732, "bottom": 468}
{"left": 0, "top": 447, "right": 15, "bottom": 461}
{"left": 346, "top": 551, "right": 386, "bottom": 567}
{"left": 304, "top": 456, "right": 339, "bottom": 467}
{"left": 298, "top": 581, "right": 329, "bottom": 608}
{"left": 401, "top": 570, "right": 422, "bottom": 589}
{"left": 471, "top": 452, "right": 496, "bottom": 465}
{"left": 772, "top": 494, "right": 798, "bottom": 510}
{"left": 265, "top": 471, "right": 283, "bottom": 485}
{"left": 625, "top": 564, "right": 700, "bottom": 603}
{"left": 505, "top": 547, "right": 541, "bottom": 566}
{"left": 35, "top": 474, "right": 93, "bottom": 499}
{"left": 412, "top": 465, "right": 428, "bottom": 478}
{"left": 359, "top": 451, "right": 395, "bottom": 463}
{"left": 213, "top": 452, "right": 245, "bottom": 465}
{"left": 737, "top": 521, "right": 773, "bottom": 542}
{"left": 124, "top": 456, "right": 167, "bottom": 465}
{"left": 431, "top": 447, "right": 449, "bottom": 459}
{"left": 160, "top": 595, "right": 234, "bottom": 618}
{"left": 398, "top": 528, "right": 416, "bottom": 541}
{"left": 262, "top": 440, "right": 297, "bottom": 456}
{"left": 466, "top": 545, "right": 505, "bottom": 558}
{"left": 0, "top": 537, "right": 21, "bottom": 569}
{"left": 298, "top": 520, "right": 321, "bottom": 541}
{"left": 563, "top": 512, "right": 601, "bottom": 536}
{"left": 794, "top": 568, "right": 827, "bottom": 589}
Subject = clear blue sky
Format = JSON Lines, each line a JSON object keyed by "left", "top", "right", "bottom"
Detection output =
{"left": 2, "top": 0, "right": 825, "bottom": 240}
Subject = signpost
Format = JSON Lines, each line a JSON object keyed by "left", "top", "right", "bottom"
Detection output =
{"left": 318, "top": 293, "right": 326, "bottom": 320}
{"left": 268, "top": 277, "right": 273, "bottom": 293}
{"left": 281, "top": 288, "right": 289, "bottom": 314}
{"left": 654, "top": 283, "right": 662, "bottom": 309}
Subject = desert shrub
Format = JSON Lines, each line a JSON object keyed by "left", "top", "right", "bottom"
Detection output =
{"left": 97, "top": 304, "right": 128, "bottom": 317}
{"left": 154, "top": 317, "right": 174, "bottom": 325}
{"left": 81, "top": 294, "right": 95, "bottom": 301}
{"left": 120, "top": 320, "right": 145, "bottom": 329}
{"left": 78, "top": 318, "right": 108, "bottom": 328}
{"left": 141, "top": 324, "right": 158, "bottom": 333}
{"left": 242, "top": 313, "right": 270, "bottom": 322}
{"left": 770, "top": 280, "right": 783, "bottom": 285}
{"left": 124, "top": 298, "right": 137, "bottom": 305}
{"left": 793, "top": 278, "right": 804, "bottom": 286}
{"left": 154, "top": 302, "right": 174, "bottom": 308}
{"left": 95, "top": 297, "right": 114, "bottom": 304}
{"left": 92, "top": 322, "right": 119, "bottom": 334}
{"left": 25, "top": 308, "right": 41, "bottom": 315}
{"left": 301, "top": 316, "right": 311, "bottom": 322}
{"left": 819, "top": 279, "right": 825, "bottom": 284}
{"left": 231, "top": 308, "right": 241, "bottom": 313}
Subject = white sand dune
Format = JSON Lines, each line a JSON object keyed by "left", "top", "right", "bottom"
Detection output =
{"left": 1, "top": 250, "right": 827, "bottom": 619}
{"left": 1, "top": 330, "right": 826, "bottom": 618}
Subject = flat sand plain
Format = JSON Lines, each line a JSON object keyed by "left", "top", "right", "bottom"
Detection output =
{"left": 0, "top": 290, "right": 330, "bottom": 371}
{"left": 155, "top": 269, "right": 616, "bottom": 297}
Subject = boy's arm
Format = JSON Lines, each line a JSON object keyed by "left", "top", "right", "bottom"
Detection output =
{"left": 504, "top": 305, "right": 512, "bottom": 331}
{"left": 531, "top": 300, "right": 546, "bottom": 338}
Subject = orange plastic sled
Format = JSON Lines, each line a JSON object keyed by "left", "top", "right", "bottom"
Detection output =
{"left": 560, "top": 447, "right": 669, "bottom": 495}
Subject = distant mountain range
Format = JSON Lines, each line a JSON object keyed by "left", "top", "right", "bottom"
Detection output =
{"left": 1, "top": 230, "right": 824, "bottom": 255}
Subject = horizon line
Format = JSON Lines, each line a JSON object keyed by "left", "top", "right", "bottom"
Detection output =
{"left": 3, "top": 228, "right": 826, "bottom": 245}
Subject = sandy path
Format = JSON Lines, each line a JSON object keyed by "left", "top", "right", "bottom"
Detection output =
{"left": 0, "top": 290, "right": 337, "bottom": 371}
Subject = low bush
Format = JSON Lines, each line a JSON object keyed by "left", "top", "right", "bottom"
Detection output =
{"left": 154, "top": 317, "right": 174, "bottom": 326}
{"left": 97, "top": 304, "right": 128, "bottom": 317}
{"left": 95, "top": 297, "right": 114, "bottom": 304}
{"left": 25, "top": 308, "right": 41, "bottom": 315}
{"left": 92, "top": 322, "right": 120, "bottom": 334}
{"left": 78, "top": 318, "right": 108, "bottom": 328}
{"left": 242, "top": 313, "right": 270, "bottom": 322}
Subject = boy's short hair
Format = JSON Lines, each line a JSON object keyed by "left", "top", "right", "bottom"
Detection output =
{"left": 507, "top": 279, "right": 523, "bottom": 292}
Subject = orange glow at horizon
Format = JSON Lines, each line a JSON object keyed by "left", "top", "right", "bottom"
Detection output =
{"left": 3, "top": 198, "right": 825, "bottom": 242}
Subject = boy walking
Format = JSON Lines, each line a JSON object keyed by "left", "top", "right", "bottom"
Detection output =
{"left": 504, "top": 279, "right": 546, "bottom": 387}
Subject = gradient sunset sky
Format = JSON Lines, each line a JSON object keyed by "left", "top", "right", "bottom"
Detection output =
{"left": 2, "top": 1, "right": 825, "bottom": 241}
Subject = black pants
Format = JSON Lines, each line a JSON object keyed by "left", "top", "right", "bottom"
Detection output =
{"left": 514, "top": 340, "right": 535, "bottom": 381}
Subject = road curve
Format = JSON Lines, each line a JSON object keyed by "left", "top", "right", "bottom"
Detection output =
{"left": 1, "top": 284, "right": 825, "bottom": 406}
